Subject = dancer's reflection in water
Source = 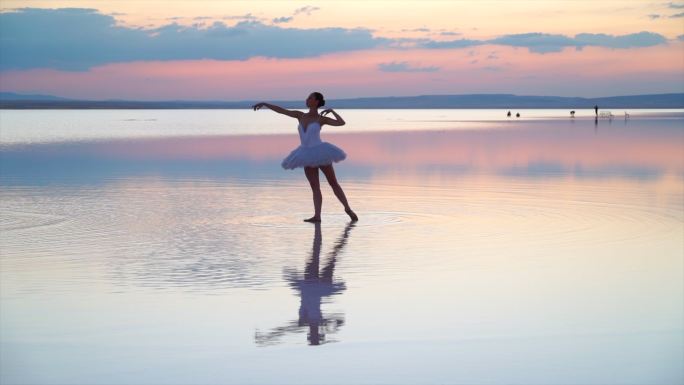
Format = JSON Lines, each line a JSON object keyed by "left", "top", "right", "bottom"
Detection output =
{"left": 255, "top": 222, "right": 355, "bottom": 346}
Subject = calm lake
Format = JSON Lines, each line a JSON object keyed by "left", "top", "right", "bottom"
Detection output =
{"left": 1, "top": 109, "right": 682, "bottom": 384}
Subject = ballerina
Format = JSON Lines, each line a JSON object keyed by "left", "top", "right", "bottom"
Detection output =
{"left": 252, "top": 92, "right": 358, "bottom": 223}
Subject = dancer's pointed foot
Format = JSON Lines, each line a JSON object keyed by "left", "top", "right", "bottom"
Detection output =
{"left": 304, "top": 216, "right": 321, "bottom": 223}
{"left": 345, "top": 208, "right": 358, "bottom": 222}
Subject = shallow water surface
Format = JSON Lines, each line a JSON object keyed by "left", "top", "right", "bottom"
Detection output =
{"left": 1, "top": 111, "right": 682, "bottom": 384}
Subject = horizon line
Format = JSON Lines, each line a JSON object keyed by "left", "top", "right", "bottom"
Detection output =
{"left": 2, "top": 91, "right": 683, "bottom": 103}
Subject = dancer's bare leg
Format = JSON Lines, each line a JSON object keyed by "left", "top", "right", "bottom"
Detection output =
{"left": 320, "top": 164, "right": 358, "bottom": 221}
{"left": 304, "top": 166, "right": 322, "bottom": 222}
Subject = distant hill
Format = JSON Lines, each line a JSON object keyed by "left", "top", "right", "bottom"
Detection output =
{"left": 0, "top": 92, "right": 71, "bottom": 101}
{"left": 0, "top": 92, "right": 682, "bottom": 109}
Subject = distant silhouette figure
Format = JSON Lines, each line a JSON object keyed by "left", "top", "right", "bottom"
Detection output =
{"left": 255, "top": 222, "right": 355, "bottom": 346}
{"left": 594, "top": 105, "right": 599, "bottom": 117}
{"left": 516, "top": 112, "right": 520, "bottom": 118}
{"left": 570, "top": 110, "right": 575, "bottom": 118}
{"left": 253, "top": 93, "right": 358, "bottom": 223}
{"left": 507, "top": 110, "right": 512, "bottom": 117}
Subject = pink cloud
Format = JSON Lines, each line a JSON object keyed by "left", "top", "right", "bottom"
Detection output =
{"left": 1, "top": 43, "right": 682, "bottom": 100}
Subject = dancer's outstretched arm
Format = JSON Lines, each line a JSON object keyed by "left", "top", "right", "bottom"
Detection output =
{"left": 252, "top": 102, "right": 303, "bottom": 119}
{"left": 321, "top": 109, "right": 345, "bottom": 126}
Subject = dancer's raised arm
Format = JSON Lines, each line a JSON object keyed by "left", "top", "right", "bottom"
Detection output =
{"left": 321, "top": 109, "right": 345, "bottom": 126}
{"left": 252, "top": 102, "right": 303, "bottom": 119}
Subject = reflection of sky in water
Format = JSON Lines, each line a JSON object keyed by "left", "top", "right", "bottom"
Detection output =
{"left": 1, "top": 114, "right": 682, "bottom": 384}
{"left": 2, "top": 118, "right": 682, "bottom": 184}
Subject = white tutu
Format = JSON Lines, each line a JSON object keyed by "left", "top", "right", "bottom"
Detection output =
{"left": 282, "top": 120, "right": 347, "bottom": 169}
{"left": 282, "top": 142, "right": 347, "bottom": 169}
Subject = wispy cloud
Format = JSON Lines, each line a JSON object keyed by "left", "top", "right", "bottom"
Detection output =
{"left": 271, "top": 5, "right": 320, "bottom": 24}
{"left": 419, "top": 39, "right": 481, "bottom": 49}
{"left": 222, "top": 13, "right": 261, "bottom": 21}
{"left": 670, "top": 12, "right": 684, "bottom": 17}
{"left": 574, "top": 32, "right": 667, "bottom": 48}
{"left": 414, "top": 32, "right": 667, "bottom": 53}
{"left": 489, "top": 33, "right": 575, "bottom": 53}
{"left": 401, "top": 27, "right": 431, "bottom": 33}
{"left": 648, "top": 14, "right": 661, "bottom": 19}
{"left": 293, "top": 6, "right": 320, "bottom": 16}
{"left": 166, "top": 13, "right": 261, "bottom": 23}
{"left": 482, "top": 66, "right": 503, "bottom": 72}
{"left": 378, "top": 61, "right": 439, "bottom": 72}
{"left": 667, "top": 2, "right": 684, "bottom": 9}
{"left": 272, "top": 16, "right": 293, "bottom": 24}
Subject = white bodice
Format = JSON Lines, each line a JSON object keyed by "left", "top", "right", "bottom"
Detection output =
{"left": 298, "top": 121, "right": 323, "bottom": 147}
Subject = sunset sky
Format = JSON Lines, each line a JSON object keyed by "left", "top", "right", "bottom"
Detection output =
{"left": 1, "top": 1, "right": 683, "bottom": 100}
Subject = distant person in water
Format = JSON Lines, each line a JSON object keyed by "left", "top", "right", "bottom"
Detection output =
{"left": 252, "top": 92, "right": 358, "bottom": 223}
{"left": 594, "top": 105, "right": 599, "bottom": 116}
{"left": 516, "top": 112, "right": 520, "bottom": 118}
{"left": 507, "top": 110, "right": 512, "bottom": 117}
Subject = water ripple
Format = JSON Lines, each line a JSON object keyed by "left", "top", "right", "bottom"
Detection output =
{"left": 0, "top": 209, "right": 69, "bottom": 232}
{"left": 1, "top": 177, "right": 681, "bottom": 294}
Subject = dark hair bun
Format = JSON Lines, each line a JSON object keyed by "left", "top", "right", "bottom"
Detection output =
{"left": 312, "top": 92, "right": 325, "bottom": 108}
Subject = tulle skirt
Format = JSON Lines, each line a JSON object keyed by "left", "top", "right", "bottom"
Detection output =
{"left": 281, "top": 142, "right": 347, "bottom": 169}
